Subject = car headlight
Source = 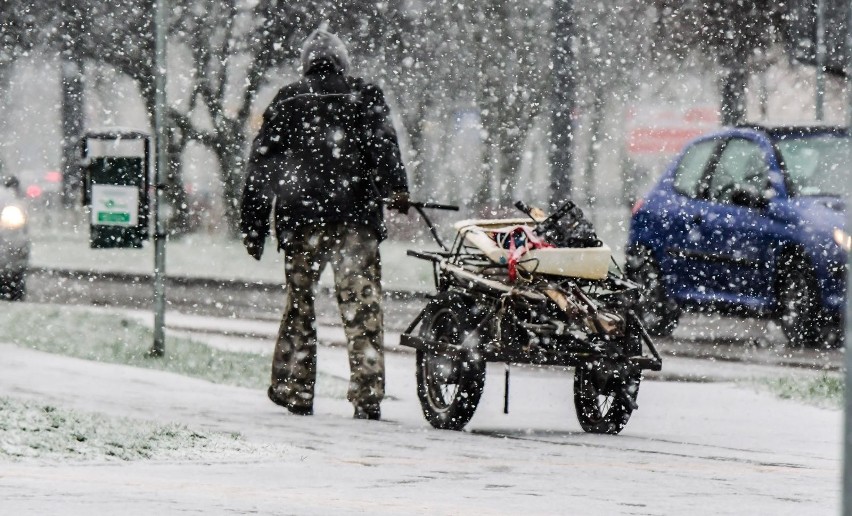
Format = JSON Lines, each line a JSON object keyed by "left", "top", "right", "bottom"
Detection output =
{"left": 833, "top": 228, "right": 851, "bottom": 252}
{"left": 0, "top": 205, "right": 26, "bottom": 229}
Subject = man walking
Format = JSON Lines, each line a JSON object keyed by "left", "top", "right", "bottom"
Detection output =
{"left": 240, "top": 28, "right": 409, "bottom": 420}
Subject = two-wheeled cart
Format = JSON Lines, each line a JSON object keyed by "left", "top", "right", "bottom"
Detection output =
{"left": 400, "top": 200, "right": 662, "bottom": 434}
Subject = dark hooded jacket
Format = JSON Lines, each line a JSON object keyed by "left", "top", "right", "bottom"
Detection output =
{"left": 240, "top": 56, "right": 408, "bottom": 251}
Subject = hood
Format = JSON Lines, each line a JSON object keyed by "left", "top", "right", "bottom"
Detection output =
{"left": 794, "top": 196, "right": 846, "bottom": 232}
{"left": 300, "top": 28, "right": 350, "bottom": 75}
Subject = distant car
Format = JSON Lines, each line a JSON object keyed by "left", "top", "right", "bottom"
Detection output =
{"left": 627, "top": 125, "right": 848, "bottom": 347}
{"left": 0, "top": 175, "right": 29, "bottom": 300}
{"left": 24, "top": 170, "right": 64, "bottom": 212}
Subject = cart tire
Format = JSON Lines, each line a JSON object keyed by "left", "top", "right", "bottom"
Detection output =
{"left": 574, "top": 365, "right": 640, "bottom": 435}
{"left": 625, "top": 248, "right": 679, "bottom": 337}
{"left": 415, "top": 293, "right": 485, "bottom": 431}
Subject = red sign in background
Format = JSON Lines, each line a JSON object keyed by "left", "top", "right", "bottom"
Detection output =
{"left": 626, "top": 106, "right": 719, "bottom": 156}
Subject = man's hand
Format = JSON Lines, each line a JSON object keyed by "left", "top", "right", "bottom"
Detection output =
{"left": 386, "top": 191, "right": 410, "bottom": 214}
{"left": 243, "top": 231, "right": 265, "bottom": 260}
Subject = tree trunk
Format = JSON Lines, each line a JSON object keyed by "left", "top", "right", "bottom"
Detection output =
{"left": 221, "top": 157, "right": 244, "bottom": 238}
{"left": 475, "top": 113, "right": 501, "bottom": 214}
{"left": 215, "top": 122, "right": 247, "bottom": 237}
{"left": 582, "top": 87, "right": 605, "bottom": 212}
{"left": 720, "top": 45, "right": 749, "bottom": 126}
{"left": 406, "top": 95, "right": 433, "bottom": 192}
{"left": 496, "top": 121, "right": 531, "bottom": 207}
{"left": 61, "top": 57, "right": 85, "bottom": 207}
{"left": 550, "top": 0, "right": 575, "bottom": 208}
{"left": 165, "top": 124, "right": 190, "bottom": 236}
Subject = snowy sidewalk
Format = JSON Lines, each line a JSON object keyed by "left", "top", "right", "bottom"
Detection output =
{"left": 0, "top": 338, "right": 841, "bottom": 515}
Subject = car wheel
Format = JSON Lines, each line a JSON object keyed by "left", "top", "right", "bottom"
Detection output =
{"left": 625, "top": 248, "right": 680, "bottom": 337}
{"left": 776, "top": 262, "right": 821, "bottom": 347}
{"left": 0, "top": 271, "right": 25, "bottom": 301}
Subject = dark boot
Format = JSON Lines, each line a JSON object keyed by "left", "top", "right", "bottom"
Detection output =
{"left": 268, "top": 386, "right": 313, "bottom": 416}
{"left": 353, "top": 405, "right": 380, "bottom": 420}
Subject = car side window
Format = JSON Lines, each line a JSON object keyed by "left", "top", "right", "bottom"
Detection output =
{"left": 672, "top": 140, "right": 717, "bottom": 198}
{"left": 708, "top": 139, "right": 769, "bottom": 204}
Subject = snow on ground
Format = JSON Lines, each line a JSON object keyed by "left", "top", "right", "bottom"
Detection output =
{"left": 0, "top": 305, "right": 842, "bottom": 515}
{"left": 0, "top": 396, "right": 287, "bottom": 462}
{"left": 29, "top": 225, "right": 437, "bottom": 291}
{"left": 0, "top": 302, "right": 349, "bottom": 398}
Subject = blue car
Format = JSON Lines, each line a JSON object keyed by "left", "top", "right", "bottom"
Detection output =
{"left": 626, "top": 125, "right": 848, "bottom": 346}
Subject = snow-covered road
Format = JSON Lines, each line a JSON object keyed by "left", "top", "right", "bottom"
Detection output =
{"left": 0, "top": 325, "right": 840, "bottom": 515}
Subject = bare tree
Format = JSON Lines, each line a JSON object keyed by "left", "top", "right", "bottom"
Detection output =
{"left": 645, "top": 1, "right": 786, "bottom": 124}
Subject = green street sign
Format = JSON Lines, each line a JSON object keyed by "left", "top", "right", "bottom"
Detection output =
{"left": 97, "top": 212, "right": 131, "bottom": 223}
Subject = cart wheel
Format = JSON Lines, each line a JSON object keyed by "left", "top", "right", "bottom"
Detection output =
{"left": 416, "top": 293, "right": 485, "bottom": 431}
{"left": 574, "top": 364, "right": 640, "bottom": 435}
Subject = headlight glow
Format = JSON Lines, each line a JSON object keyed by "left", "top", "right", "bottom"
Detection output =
{"left": 0, "top": 205, "right": 26, "bottom": 229}
{"left": 833, "top": 228, "right": 851, "bottom": 252}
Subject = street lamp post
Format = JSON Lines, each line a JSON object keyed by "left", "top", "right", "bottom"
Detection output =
{"left": 843, "top": 1, "right": 852, "bottom": 513}
{"left": 149, "top": 0, "right": 168, "bottom": 357}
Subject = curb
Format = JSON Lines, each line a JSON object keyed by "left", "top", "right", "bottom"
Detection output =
{"left": 27, "top": 266, "right": 432, "bottom": 300}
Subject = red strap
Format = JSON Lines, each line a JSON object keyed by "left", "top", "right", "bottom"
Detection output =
{"left": 508, "top": 231, "right": 520, "bottom": 282}
{"left": 505, "top": 226, "right": 552, "bottom": 282}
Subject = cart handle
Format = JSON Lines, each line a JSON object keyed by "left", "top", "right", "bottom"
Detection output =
{"left": 411, "top": 201, "right": 459, "bottom": 211}
{"left": 383, "top": 199, "right": 458, "bottom": 252}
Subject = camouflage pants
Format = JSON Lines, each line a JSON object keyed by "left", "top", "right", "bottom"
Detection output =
{"left": 270, "top": 224, "right": 384, "bottom": 410}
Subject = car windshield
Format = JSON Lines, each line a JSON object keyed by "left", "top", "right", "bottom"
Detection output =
{"left": 776, "top": 135, "right": 852, "bottom": 196}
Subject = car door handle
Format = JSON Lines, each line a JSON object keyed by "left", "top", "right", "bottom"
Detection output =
{"left": 691, "top": 215, "right": 703, "bottom": 225}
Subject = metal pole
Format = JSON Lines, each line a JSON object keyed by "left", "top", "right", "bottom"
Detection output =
{"left": 816, "top": 0, "right": 826, "bottom": 121}
{"left": 550, "top": 0, "right": 575, "bottom": 207}
{"left": 848, "top": 0, "right": 852, "bottom": 127}
{"left": 843, "top": 2, "right": 852, "bottom": 513}
{"left": 150, "top": 0, "right": 168, "bottom": 357}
